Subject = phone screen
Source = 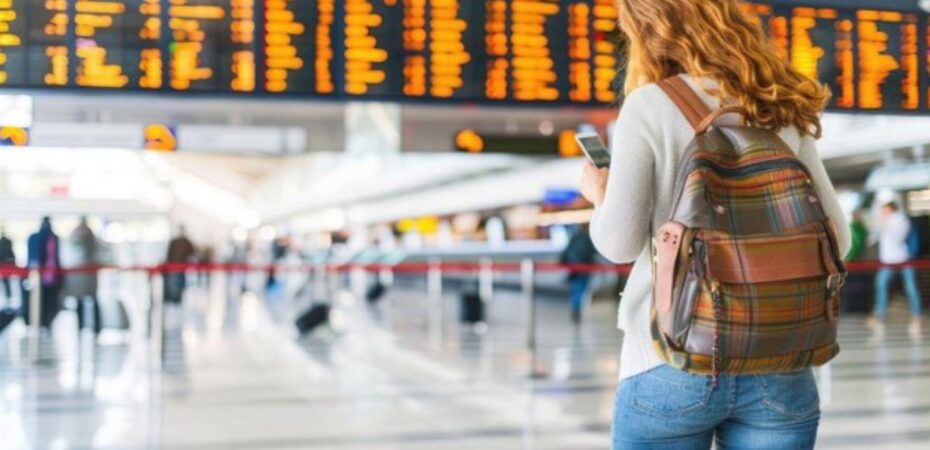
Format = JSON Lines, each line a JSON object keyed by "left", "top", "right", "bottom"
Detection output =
{"left": 577, "top": 135, "right": 611, "bottom": 168}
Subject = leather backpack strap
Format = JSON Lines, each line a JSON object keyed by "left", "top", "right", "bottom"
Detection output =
{"left": 657, "top": 76, "right": 713, "bottom": 131}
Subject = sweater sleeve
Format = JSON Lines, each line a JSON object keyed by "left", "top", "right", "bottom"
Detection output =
{"left": 798, "top": 136, "right": 851, "bottom": 257}
{"left": 590, "top": 90, "right": 657, "bottom": 264}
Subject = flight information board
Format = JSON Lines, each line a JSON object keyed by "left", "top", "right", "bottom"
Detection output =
{"left": 0, "top": 0, "right": 624, "bottom": 106}
{"left": 0, "top": 1, "right": 926, "bottom": 112}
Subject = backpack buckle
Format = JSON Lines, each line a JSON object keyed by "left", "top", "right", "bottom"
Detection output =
{"left": 826, "top": 273, "right": 845, "bottom": 295}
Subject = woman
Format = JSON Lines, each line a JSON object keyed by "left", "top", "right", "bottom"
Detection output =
{"left": 579, "top": 0, "right": 851, "bottom": 448}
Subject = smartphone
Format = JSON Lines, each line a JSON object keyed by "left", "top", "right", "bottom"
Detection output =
{"left": 574, "top": 132, "right": 611, "bottom": 168}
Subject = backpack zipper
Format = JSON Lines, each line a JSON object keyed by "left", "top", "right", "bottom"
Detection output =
{"left": 709, "top": 279, "right": 722, "bottom": 389}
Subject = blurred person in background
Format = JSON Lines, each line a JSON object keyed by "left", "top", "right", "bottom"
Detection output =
{"left": 266, "top": 235, "right": 290, "bottom": 296}
{"left": 63, "top": 217, "right": 102, "bottom": 335}
{"left": 846, "top": 210, "right": 868, "bottom": 261}
{"left": 841, "top": 210, "right": 875, "bottom": 315}
{"left": 165, "top": 225, "right": 196, "bottom": 307}
{"left": 868, "top": 202, "right": 923, "bottom": 339}
{"left": 0, "top": 227, "right": 15, "bottom": 307}
{"left": 27, "top": 217, "right": 63, "bottom": 332}
{"left": 197, "top": 244, "right": 215, "bottom": 288}
{"left": 560, "top": 224, "right": 596, "bottom": 324}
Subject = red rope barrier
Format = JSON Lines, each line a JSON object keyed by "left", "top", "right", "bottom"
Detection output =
{"left": 0, "top": 260, "right": 922, "bottom": 277}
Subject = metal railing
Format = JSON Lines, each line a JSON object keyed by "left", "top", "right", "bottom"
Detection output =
{"left": 0, "top": 258, "right": 920, "bottom": 376}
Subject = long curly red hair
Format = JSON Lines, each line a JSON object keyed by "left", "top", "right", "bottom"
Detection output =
{"left": 617, "top": 0, "right": 830, "bottom": 138}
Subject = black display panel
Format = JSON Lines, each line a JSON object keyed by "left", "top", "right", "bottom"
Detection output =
{"left": 0, "top": 0, "right": 925, "bottom": 113}
{"left": 748, "top": 3, "right": 926, "bottom": 112}
{"left": 0, "top": 0, "right": 28, "bottom": 86}
{"left": 262, "top": 0, "right": 315, "bottom": 94}
{"left": 166, "top": 0, "right": 233, "bottom": 92}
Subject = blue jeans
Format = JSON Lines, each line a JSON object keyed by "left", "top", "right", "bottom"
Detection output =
{"left": 612, "top": 365, "right": 820, "bottom": 449}
{"left": 569, "top": 275, "right": 590, "bottom": 314}
{"left": 874, "top": 267, "right": 923, "bottom": 319}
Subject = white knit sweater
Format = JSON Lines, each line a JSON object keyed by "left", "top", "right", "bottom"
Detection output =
{"left": 590, "top": 75, "right": 852, "bottom": 381}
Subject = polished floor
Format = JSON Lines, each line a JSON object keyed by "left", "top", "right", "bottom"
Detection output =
{"left": 0, "top": 277, "right": 928, "bottom": 450}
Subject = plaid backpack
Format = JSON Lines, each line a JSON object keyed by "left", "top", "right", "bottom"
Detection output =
{"left": 651, "top": 76, "right": 847, "bottom": 377}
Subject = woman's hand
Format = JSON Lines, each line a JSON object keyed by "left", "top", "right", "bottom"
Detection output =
{"left": 580, "top": 161, "right": 609, "bottom": 208}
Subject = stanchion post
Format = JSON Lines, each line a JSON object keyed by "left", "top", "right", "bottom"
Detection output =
{"left": 427, "top": 258, "right": 443, "bottom": 351}
{"left": 479, "top": 257, "right": 494, "bottom": 324}
{"left": 382, "top": 265, "right": 395, "bottom": 328}
{"left": 149, "top": 268, "right": 164, "bottom": 370}
{"left": 522, "top": 259, "right": 545, "bottom": 379}
{"left": 210, "top": 265, "right": 226, "bottom": 334}
{"left": 327, "top": 263, "right": 340, "bottom": 300}
{"left": 28, "top": 268, "right": 41, "bottom": 363}
{"left": 313, "top": 261, "right": 326, "bottom": 300}
{"left": 28, "top": 269, "right": 40, "bottom": 335}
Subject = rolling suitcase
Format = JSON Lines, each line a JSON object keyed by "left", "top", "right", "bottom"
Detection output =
{"left": 0, "top": 308, "right": 16, "bottom": 335}
{"left": 366, "top": 281, "right": 387, "bottom": 304}
{"left": 459, "top": 290, "right": 484, "bottom": 324}
{"left": 295, "top": 304, "right": 330, "bottom": 335}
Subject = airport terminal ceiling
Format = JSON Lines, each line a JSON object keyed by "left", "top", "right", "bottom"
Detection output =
{"left": 3, "top": 0, "right": 930, "bottom": 217}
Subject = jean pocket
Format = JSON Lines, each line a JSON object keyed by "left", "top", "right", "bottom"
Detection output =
{"left": 629, "top": 365, "right": 711, "bottom": 418}
{"left": 755, "top": 370, "right": 820, "bottom": 420}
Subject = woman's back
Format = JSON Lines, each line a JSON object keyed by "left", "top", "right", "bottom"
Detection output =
{"left": 588, "top": 73, "right": 851, "bottom": 450}
{"left": 588, "top": 73, "right": 850, "bottom": 381}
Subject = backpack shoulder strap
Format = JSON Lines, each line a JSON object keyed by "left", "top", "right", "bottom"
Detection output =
{"left": 657, "top": 76, "right": 712, "bottom": 131}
